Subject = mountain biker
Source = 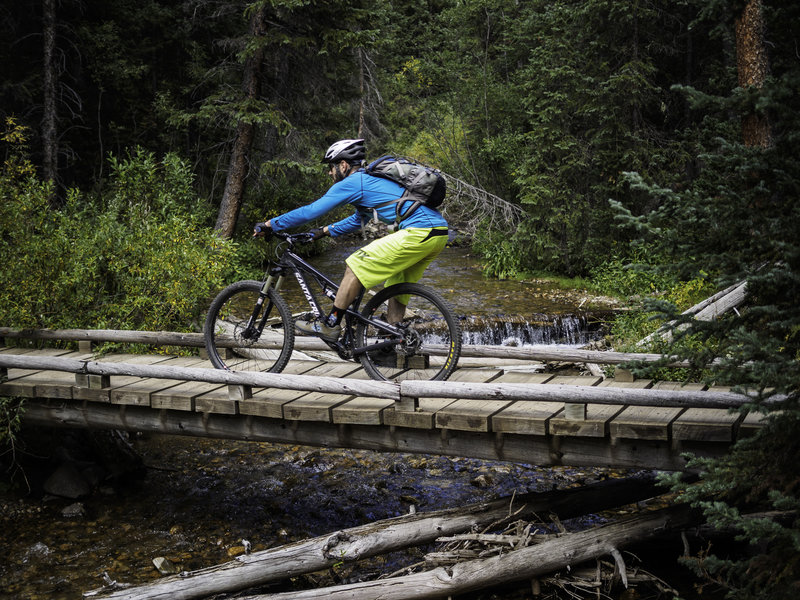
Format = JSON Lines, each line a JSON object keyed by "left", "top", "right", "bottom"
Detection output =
{"left": 254, "top": 138, "right": 449, "bottom": 343}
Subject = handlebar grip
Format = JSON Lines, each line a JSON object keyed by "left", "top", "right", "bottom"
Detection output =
{"left": 253, "top": 222, "right": 272, "bottom": 236}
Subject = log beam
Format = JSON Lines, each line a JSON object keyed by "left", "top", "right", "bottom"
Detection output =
{"left": 96, "top": 475, "right": 664, "bottom": 600}
{"left": 234, "top": 505, "right": 698, "bottom": 600}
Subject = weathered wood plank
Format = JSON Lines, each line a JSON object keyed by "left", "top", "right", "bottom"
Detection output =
{"left": 195, "top": 387, "right": 240, "bottom": 415}
{"left": 490, "top": 373, "right": 561, "bottom": 435}
{"left": 30, "top": 351, "right": 96, "bottom": 400}
{"left": 610, "top": 407, "right": 685, "bottom": 440}
{"left": 104, "top": 355, "right": 187, "bottom": 405}
{"left": 384, "top": 369, "right": 498, "bottom": 430}
{"left": 673, "top": 408, "right": 742, "bottom": 442}
{"left": 329, "top": 369, "right": 395, "bottom": 425}
{"left": 110, "top": 357, "right": 207, "bottom": 406}
{"left": 237, "top": 360, "right": 323, "bottom": 418}
{"left": 332, "top": 397, "right": 394, "bottom": 425}
{"left": 671, "top": 385, "right": 742, "bottom": 442}
{"left": 433, "top": 370, "right": 506, "bottom": 432}
{"left": 151, "top": 380, "right": 223, "bottom": 412}
{"left": 241, "top": 388, "right": 308, "bottom": 419}
{"left": 605, "top": 380, "right": 684, "bottom": 441}
{"left": 435, "top": 399, "right": 513, "bottom": 432}
{"left": 739, "top": 409, "right": 769, "bottom": 437}
{"left": 72, "top": 353, "right": 175, "bottom": 402}
{"left": 0, "top": 349, "right": 89, "bottom": 397}
{"left": 547, "top": 376, "right": 618, "bottom": 437}
{"left": 281, "top": 363, "right": 363, "bottom": 422}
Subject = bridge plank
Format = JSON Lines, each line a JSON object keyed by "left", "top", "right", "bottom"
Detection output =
{"left": 28, "top": 351, "right": 95, "bottom": 399}
{"left": 195, "top": 388, "right": 240, "bottom": 415}
{"left": 329, "top": 370, "right": 395, "bottom": 425}
{"left": 152, "top": 380, "right": 221, "bottom": 411}
{"left": 238, "top": 360, "right": 323, "bottom": 418}
{"left": 0, "top": 349, "right": 88, "bottom": 398}
{"left": 490, "top": 372, "right": 561, "bottom": 435}
{"left": 546, "top": 376, "right": 621, "bottom": 437}
{"left": 73, "top": 353, "right": 176, "bottom": 402}
{"left": 739, "top": 410, "right": 769, "bottom": 438}
{"left": 384, "top": 368, "right": 499, "bottom": 430}
{"left": 605, "top": 380, "right": 685, "bottom": 441}
{"left": 110, "top": 357, "right": 207, "bottom": 406}
{"left": 433, "top": 369, "right": 507, "bottom": 432}
{"left": 282, "top": 362, "right": 363, "bottom": 422}
{"left": 670, "top": 385, "right": 742, "bottom": 442}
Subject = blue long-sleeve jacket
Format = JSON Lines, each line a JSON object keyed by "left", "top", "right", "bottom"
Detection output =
{"left": 270, "top": 171, "right": 447, "bottom": 237}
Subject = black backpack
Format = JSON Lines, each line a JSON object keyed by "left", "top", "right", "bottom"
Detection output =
{"left": 363, "top": 155, "right": 447, "bottom": 224}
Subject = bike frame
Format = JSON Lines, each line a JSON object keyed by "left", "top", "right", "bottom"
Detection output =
{"left": 262, "top": 238, "right": 403, "bottom": 359}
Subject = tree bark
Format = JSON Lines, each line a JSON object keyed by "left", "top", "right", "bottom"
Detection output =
{"left": 236, "top": 505, "right": 698, "bottom": 600}
{"left": 215, "top": 6, "right": 268, "bottom": 238}
{"left": 41, "top": 0, "right": 58, "bottom": 190}
{"left": 734, "top": 0, "right": 772, "bottom": 148}
{"left": 97, "top": 475, "right": 663, "bottom": 600}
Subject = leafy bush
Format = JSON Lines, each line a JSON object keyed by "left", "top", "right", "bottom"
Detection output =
{"left": 471, "top": 227, "right": 527, "bottom": 280}
{"left": 0, "top": 129, "right": 238, "bottom": 334}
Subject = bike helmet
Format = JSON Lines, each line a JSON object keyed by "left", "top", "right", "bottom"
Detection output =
{"left": 322, "top": 138, "right": 366, "bottom": 164}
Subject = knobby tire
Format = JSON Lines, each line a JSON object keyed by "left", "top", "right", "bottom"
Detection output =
{"left": 356, "top": 282, "right": 461, "bottom": 381}
{"left": 204, "top": 280, "right": 294, "bottom": 373}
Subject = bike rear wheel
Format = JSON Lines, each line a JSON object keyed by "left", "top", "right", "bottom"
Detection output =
{"left": 356, "top": 283, "right": 461, "bottom": 381}
{"left": 204, "top": 280, "right": 294, "bottom": 373}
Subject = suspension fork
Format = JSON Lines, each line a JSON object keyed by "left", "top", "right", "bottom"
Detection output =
{"left": 247, "top": 272, "right": 285, "bottom": 335}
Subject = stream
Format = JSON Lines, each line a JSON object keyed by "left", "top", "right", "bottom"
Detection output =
{"left": 0, "top": 241, "right": 630, "bottom": 600}
{"left": 281, "top": 241, "right": 618, "bottom": 347}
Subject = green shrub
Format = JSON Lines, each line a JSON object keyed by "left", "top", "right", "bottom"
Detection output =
{"left": 0, "top": 131, "right": 238, "bottom": 334}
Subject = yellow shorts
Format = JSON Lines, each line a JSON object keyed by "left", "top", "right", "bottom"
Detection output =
{"left": 345, "top": 227, "right": 448, "bottom": 290}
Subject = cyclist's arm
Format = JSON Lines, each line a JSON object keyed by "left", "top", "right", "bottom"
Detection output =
{"left": 270, "top": 177, "right": 361, "bottom": 231}
{"left": 328, "top": 212, "right": 363, "bottom": 237}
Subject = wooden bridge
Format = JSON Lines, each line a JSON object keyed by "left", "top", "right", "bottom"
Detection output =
{"left": 0, "top": 328, "right": 766, "bottom": 472}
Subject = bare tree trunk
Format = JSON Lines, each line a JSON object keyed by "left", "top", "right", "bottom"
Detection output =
{"left": 357, "top": 48, "right": 366, "bottom": 138}
{"left": 95, "top": 475, "right": 662, "bottom": 600}
{"left": 215, "top": 6, "right": 267, "bottom": 238}
{"left": 237, "top": 505, "right": 698, "bottom": 600}
{"left": 734, "top": 0, "right": 772, "bottom": 148}
{"left": 41, "top": 0, "right": 58, "bottom": 190}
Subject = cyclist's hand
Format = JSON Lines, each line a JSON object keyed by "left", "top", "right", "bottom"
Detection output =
{"left": 253, "top": 222, "right": 272, "bottom": 238}
{"left": 309, "top": 227, "right": 328, "bottom": 240}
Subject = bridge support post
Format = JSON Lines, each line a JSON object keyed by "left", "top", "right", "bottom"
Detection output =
{"left": 564, "top": 403, "right": 587, "bottom": 420}
{"left": 228, "top": 384, "right": 252, "bottom": 402}
{"left": 396, "top": 395, "right": 418, "bottom": 412}
{"left": 614, "top": 368, "right": 635, "bottom": 382}
{"left": 75, "top": 373, "right": 110, "bottom": 389}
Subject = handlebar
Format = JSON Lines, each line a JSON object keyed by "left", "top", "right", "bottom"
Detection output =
{"left": 266, "top": 230, "right": 316, "bottom": 245}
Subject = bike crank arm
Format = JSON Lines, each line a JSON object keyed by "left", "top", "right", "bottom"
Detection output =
{"left": 351, "top": 337, "right": 402, "bottom": 357}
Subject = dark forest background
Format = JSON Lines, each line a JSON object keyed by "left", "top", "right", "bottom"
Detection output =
{"left": 2, "top": 2, "right": 799, "bottom": 598}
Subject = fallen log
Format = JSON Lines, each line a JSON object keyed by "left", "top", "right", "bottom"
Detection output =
{"left": 96, "top": 474, "right": 663, "bottom": 600}
{"left": 636, "top": 280, "right": 748, "bottom": 348}
{"left": 585, "top": 279, "right": 748, "bottom": 377}
{"left": 236, "top": 504, "right": 699, "bottom": 600}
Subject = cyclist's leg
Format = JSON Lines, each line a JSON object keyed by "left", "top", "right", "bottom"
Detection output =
{"left": 333, "top": 266, "right": 363, "bottom": 311}
{"left": 347, "top": 228, "right": 448, "bottom": 322}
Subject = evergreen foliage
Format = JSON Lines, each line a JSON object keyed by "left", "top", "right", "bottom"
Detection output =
{"left": 607, "top": 2, "right": 800, "bottom": 596}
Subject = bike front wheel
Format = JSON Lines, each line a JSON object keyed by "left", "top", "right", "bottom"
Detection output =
{"left": 356, "top": 283, "right": 461, "bottom": 381}
{"left": 204, "top": 280, "right": 294, "bottom": 373}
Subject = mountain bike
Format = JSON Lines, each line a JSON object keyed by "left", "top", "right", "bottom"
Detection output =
{"left": 203, "top": 231, "right": 461, "bottom": 381}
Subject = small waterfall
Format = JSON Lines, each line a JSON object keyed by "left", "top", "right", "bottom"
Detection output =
{"left": 460, "top": 314, "right": 606, "bottom": 347}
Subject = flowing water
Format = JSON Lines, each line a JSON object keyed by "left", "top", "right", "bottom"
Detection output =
{"left": 0, "top": 240, "right": 628, "bottom": 599}
{"left": 281, "top": 240, "right": 617, "bottom": 347}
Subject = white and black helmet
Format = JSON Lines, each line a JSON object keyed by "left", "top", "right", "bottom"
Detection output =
{"left": 322, "top": 138, "right": 365, "bottom": 164}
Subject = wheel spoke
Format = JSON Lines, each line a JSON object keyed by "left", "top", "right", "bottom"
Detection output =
{"left": 204, "top": 280, "right": 294, "bottom": 373}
